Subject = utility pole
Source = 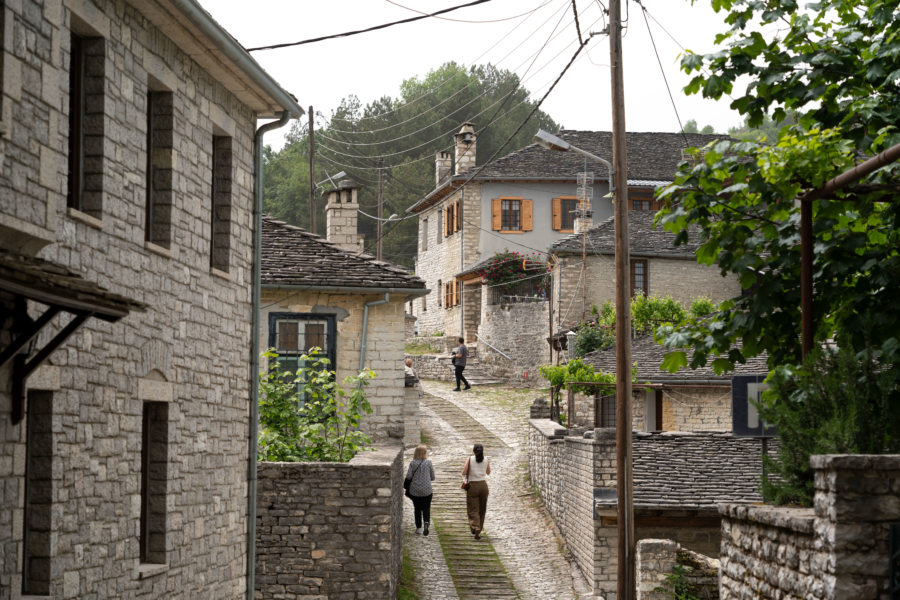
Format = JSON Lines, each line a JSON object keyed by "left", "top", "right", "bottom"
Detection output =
{"left": 308, "top": 105, "right": 316, "bottom": 234}
{"left": 609, "top": 0, "right": 635, "bottom": 597}
{"left": 376, "top": 158, "right": 384, "bottom": 261}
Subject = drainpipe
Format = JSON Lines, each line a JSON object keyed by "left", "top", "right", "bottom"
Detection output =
{"left": 249, "top": 111, "right": 290, "bottom": 600}
{"left": 360, "top": 293, "right": 390, "bottom": 371}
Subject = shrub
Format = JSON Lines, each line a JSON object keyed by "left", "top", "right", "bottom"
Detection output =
{"left": 481, "top": 249, "right": 549, "bottom": 294}
{"left": 688, "top": 297, "right": 716, "bottom": 318}
{"left": 758, "top": 340, "right": 900, "bottom": 505}
{"left": 258, "top": 349, "right": 375, "bottom": 462}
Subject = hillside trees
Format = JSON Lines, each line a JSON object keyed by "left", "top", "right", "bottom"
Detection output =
{"left": 262, "top": 62, "right": 561, "bottom": 268}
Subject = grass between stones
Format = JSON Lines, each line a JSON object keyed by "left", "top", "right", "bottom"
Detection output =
{"left": 398, "top": 544, "right": 420, "bottom": 600}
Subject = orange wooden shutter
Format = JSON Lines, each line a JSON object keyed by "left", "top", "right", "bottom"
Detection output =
{"left": 492, "top": 198, "right": 502, "bottom": 230}
{"left": 522, "top": 199, "right": 533, "bottom": 231}
{"left": 552, "top": 197, "right": 562, "bottom": 231}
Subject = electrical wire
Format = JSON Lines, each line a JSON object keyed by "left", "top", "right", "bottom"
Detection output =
{"left": 385, "top": 0, "right": 554, "bottom": 23}
{"left": 246, "top": 0, "right": 496, "bottom": 52}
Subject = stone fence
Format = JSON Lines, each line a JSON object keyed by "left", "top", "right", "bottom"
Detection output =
{"left": 255, "top": 444, "right": 404, "bottom": 599}
{"left": 636, "top": 539, "right": 719, "bottom": 600}
{"left": 477, "top": 300, "right": 551, "bottom": 388}
{"left": 720, "top": 454, "right": 900, "bottom": 599}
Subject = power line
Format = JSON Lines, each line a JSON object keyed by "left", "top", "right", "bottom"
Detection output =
{"left": 385, "top": 0, "right": 553, "bottom": 23}
{"left": 246, "top": 0, "right": 496, "bottom": 52}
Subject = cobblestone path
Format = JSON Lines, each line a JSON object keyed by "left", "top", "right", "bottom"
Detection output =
{"left": 403, "top": 380, "right": 592, "bottom": 600}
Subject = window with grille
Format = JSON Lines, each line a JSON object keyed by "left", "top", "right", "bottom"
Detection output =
{"left": 502, "top": 199, "right": 521, "bottom": 230}
{"left": 140, "top": 401, "right": 168, "bottom": 565}
{"left": 631, "top": 259, "right": 648, "bottom": 297}
{"left": 268, "top": 313, "right": 336, "bottom": 401}
{"left": 599, "top": 395, "right": 616, "bottom": 427}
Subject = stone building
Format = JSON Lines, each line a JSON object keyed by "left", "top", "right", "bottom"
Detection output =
{"left": 407, "top": 128, "right": 724, "bottom": 342}
{"left": 550, "top": 209, "right": 741, "bottom": 329}
{"left": 0, "top": 0, "right": 302, "bottom": 598}
{"left": 260, "top": 214, "right": 427, "bottom": 442}
{"left": 580, "top": 335, "right": 768, "bottom": 432}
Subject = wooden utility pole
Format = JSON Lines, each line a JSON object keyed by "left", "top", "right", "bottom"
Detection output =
{"left": 308, "top": 105, "right": 316, "bottom": 234}
{"left": 609, "top": 0, "right": 635, "bottom": 597}
{"left": 376, "top": 158, "right": 384, "bottom": 261}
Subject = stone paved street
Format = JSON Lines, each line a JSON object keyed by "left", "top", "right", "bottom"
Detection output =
{"left": 403, "top": 380, "right": 593, "bottom": 599}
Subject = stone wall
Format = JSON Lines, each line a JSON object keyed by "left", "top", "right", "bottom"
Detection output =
{"left": 636, "top": 539, "right": 720, "bottom": 600}
{"left": 408, "top": 354, "right": 456, "bottom": 383}
{"left": 477, "top": 299, "right": 552, "bottom": 387}
{"left": 261, "top": 290, "right": 408, "bottom": 441}
{"left": 255, "top": 444, "right": 404, "bottom": 599}
{"left": 720, "top": 454, "right": 900, "bottom": 600}
{"left": 403, "top": 381, "right": 421, "bottom": 448}
{"left": 0, "top": 0, "right": 261, "bottom": 597}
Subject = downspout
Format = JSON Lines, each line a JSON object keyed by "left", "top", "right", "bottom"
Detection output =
{"left": 459, "top": 184, "right": 465, "bottom": 339}
{"left": 360, "top": 293, "right": 390, "bottom": 371}
{"left": 249, "top": 111, "right": 291, "bottom": 599}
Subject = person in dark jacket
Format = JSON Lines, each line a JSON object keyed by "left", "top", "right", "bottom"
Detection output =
{"left": 452, "top": 337, "right": 470, "bottom": 391}
{"left": 405, "top": 445, "right": 436, "bottom": 535}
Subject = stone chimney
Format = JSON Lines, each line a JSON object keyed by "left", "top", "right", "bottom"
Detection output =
{"left": 325, "top": 179, "right": 364, "bottom": 253}
{"left": 435, "top": 150, "right": 451, "bottom": 187}
{"left": 454, "top": 122, "right": 477, "bottom": 174}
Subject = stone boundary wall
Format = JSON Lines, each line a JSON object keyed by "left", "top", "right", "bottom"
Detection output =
{"left": 636, "top": 539, "right": 720, "bottom": 600}
{"left": 255, "top": 444, "right": 404, "bottom": 599}
{"left": 528, "top": 420, "right": 599, "bottom": 588}
{"left": 408, "top": 354, "right": 455, "bottom": 383}
{"left": 720, "top": 454, "right": 900, "bottom": 600}
{"left": 477, "top": 300, "right": 551, "bottom": 387}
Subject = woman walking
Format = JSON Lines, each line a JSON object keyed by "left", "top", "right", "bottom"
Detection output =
{"left": 405, "top": 445, "right": 435, "bottom": 535}
{"left": 462, "top": 443, "right": 490, "bottom": 539}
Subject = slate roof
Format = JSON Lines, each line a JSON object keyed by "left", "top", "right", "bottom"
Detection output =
{"left": 550, "top": 210, "right": 701, "bottom": 257}
{"left": 261, "top": 216, "right": 426, "bottom": 291}
{"left": 408, "top": 130, "right": 726, "bottom": 214}
{"left": 477, "top": 130, "right": 725, "bottom": 181}
{"left": 0, "top": 250, "right": 146, "bottom": 321}
{"left": 625, "top": 431, "right": 770, "bottom": 510}
{"left": 583, "top": 335, "right": 769, "bottom": 382}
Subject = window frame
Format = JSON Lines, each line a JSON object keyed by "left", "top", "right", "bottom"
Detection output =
{"left": 267, "top": 313, "right": 338, "bottom": 391}
{"left": 553, "top": 196, "right": 580, "bottom": 232}
{"left": 211, "top": 135, "right": 233, "bottom": 273}
{"left": 631, "top": 259, "right": 649, "bottom": 297}
{"left": 140, "top": 401, "right": 169, "bottom": 565}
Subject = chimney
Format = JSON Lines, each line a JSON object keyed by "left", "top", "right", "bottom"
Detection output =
{"left": 454, "top": 122, "right": 477, "bottom": 174}
{"left": 325, "top": 179, "right": 365, "bottom": 253}
{"left": 435, "top": 150, "right": 451, "bottom": 187}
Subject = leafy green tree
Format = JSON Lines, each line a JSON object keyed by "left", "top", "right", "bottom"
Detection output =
{"left": 657, "top": 0, "right": 900, "bottom": 377}
{"left": 258, "top": 349, "right": 375, "bottom": 462}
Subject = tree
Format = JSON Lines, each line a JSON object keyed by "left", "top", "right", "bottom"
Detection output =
{"left": 262, "top": 62, "right": 561, "bottom": 268}
{"left": 655, "top": 0, "right": 900, "bottom": 498}
{"left": 656, "top": 0, "right": 900, "bottom": 377}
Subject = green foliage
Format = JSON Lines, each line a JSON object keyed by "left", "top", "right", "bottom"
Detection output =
{"left": 631, "top": 294, "right": 687, "bottom": 336}
{"left": 688, "top": 297, "right": 716, "bottom": 319}
{"left": 405, "top": 340, "right": 439, "bottom": 355}
{"left": 660, "top": 0, "right": 900, "bottom": 380}
{"left": 539, "top": 358, "right": 616, "bottom": 404}
{"left": 262, "top": 62, "right": 561, "bottom": 269}
{"left": 757, "top": 339, "right": 900, "bottom": 506}
{"left": 481, "top": 249, "right": 549, "bottom": 294}
{"left": 258, "top": 349, "right": 375, "bottom": 462}
{"left": 655, "top": 564, "right": 701, "bottom": 600}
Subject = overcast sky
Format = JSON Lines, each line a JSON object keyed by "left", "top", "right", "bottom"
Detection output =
{"left": 199, "top": 0, "right": 743, "bottom": 150}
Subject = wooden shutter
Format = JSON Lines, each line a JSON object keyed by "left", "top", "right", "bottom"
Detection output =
{"left": 492, "top": 198, "right": 502, "bottom": 230}
{"left": 522, "top": 199, "right": 533, "bottom": 231}
{"left": 552, "top": 197, "right": 562, "bottom": 231}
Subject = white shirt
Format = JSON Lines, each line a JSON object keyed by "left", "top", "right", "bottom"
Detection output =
{"left": 467, "top": 456, "right": 489, "bottom": 481}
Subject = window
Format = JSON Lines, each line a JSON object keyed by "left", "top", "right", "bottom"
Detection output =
{"left": 67, "top": 34, "right": 105, "bottom": 216}
{"left": 421, "top": 218, "right": 428, "bottom": 251}
{"left": 444, "top": 201, "right": 461, "bottom": 236}
{"left": 436, "top": 210, "right": 443, "bottom": 244}
{"left": 629, "top": 189, "right": 662, "bottom": 211}
{"left": 140, "top": 401, "right": 168, "bottom": 564}
{"left": 599, "top": 394, "right": 616, "bottom": 427}
{"left": 631, "top": 259, "right": 648, "bottom": 297}
{"left": 211, "top": 135, "right": 233, "bottom": 272}
{"left": 146, "top": 91, "right": 174, "bottom": 247}
{"left": 437, "top": 279, "right": 442, "bottom": 307}
{"left": 444, "top": 280, "right": 460, "bottom": 308}
{"left": 552, "top": 197, "right": 579, "bottom": 232}
{"left": 268, "top": 313, "right": 337, "bottom": 399}
{"left": 491, "top": 197, "right": 532, "bottom": 232}
{"left": 23, "top": 391, "right": 53, "bottom": 595}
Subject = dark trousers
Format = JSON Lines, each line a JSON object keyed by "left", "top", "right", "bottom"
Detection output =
{"left": 466, "top": 481, "right": 489, "bottom": 533}
{"left": 454, "top": 365, "right": 469, "bottom": 389}
{"left": 411, "top": 494, "right": 432, "bottom": 528}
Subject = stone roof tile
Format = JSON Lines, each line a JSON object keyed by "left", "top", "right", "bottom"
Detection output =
{"left": 551, "top": 210, "right": 701, "bottom": 256}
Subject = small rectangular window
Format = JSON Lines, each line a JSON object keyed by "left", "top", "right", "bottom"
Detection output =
{"left": 560, "top": 198, "right": 578, "bottom": 231}
{"left": 67, "top": 34, "right": 105, "bottom": 217}
{"left": 501, "top": 199, "right": 521, "bottom": 231}
{"left": 23, "top": 391, "right": 53, "bottom": 596}
{"left": 436, "top": 211, "right": 443, "bottom": 244}
{"left": 269, "top": 313, "right": 337, "bottom": 402}
{"left": 421, "top": 218, "right": 428, "bottom": 251}
{"left": 629, "top": 190, "right": 661, "bottom": 211}
{"left": 437, "top": 279, "right": 442, "bottom": 307}
{"left": 146, "top": 91, "right": 174, "bottom": 247}
{"left": 211, "top": 135, "right": 233, "bottom": 272}
{"left": 140, "top": 401, "right": 168, "bottom": 565}
{"left": 631, "top": 259, "right": 648, "bottom": 297}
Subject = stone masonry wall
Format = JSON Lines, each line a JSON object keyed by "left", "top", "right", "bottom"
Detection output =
{"left": 477, "top": 300, "right": 552, "bottom": 387}
{"left": 255, "top": 444, "right": 404, "bottom": 600}
{"left": 261, "top": 290, "right": 408, "bottom": 442}
{"left": 0, "top": 0, "right": 259, "bottom": 597}
{"left": 636, "top": 539, "right": 720, "bottom": 600}
{"left": 720, "top": 454, "right": 900, "bottom": 600}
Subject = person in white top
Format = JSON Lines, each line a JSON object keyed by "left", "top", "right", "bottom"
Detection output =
{"left": 461, "top": 443, "right": 491, "bottom": 539}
